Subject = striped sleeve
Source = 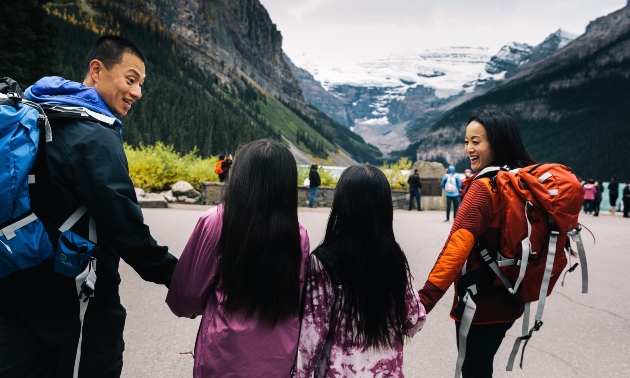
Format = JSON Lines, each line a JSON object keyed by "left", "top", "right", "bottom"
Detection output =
{"left": 418, "top": 179, "right": 495, "bottom": 313}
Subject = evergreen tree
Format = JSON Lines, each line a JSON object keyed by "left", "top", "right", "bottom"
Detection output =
{"left": 0, "top": 0, "right": 61, "bottom": 88}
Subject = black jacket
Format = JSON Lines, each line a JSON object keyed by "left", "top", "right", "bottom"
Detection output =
{"left": 407, "top": 174, "right": 422, "bottom": 190}
{"left": 0, "top": 112, "right": 177, "bottom": 366}
{"left": 309, "top": 168, "right": 321, "bottom": 187}
{"left": 219, "top": 158, "right": 232, "bottom": 181}
{"left": 30, "top": 111, "right": 177, "bottom": 288}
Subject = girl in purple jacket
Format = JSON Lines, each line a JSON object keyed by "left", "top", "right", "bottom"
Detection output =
{"left": 166, "top": 140, "right": 310, "bottom": 377}
{"left": 293, "top": 165, "right": 426, "bottom": 378}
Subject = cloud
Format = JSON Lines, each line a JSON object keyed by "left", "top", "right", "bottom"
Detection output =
{"left": 261, "top": 0, "right": 627, "bottom": 61}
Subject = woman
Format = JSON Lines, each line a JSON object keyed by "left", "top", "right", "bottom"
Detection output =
{"left": 293, "top": 165, "right": 426, "bottom": 378}
{"left": 583, "top": 179, "right": 596, "bottom": 215}
{"left": 418, "top": 110, "right": 537, "bottom": 377}
{"left": 166, "top": 140, "right": 310, "bottom": 377}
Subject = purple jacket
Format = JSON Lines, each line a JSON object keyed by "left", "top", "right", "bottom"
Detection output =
{"left": 583, "top": 183, "right": 596, "bottom": 200}
{"left": 166, "top": 205, "right": 310, "bottom": 377}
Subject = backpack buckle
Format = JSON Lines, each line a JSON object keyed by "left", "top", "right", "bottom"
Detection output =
{"left": 533, "top": 320, "right": 543, "bottom": 331}
{"left": 6, "top": 92, "right": 22, "bottom": 101}
{"left": 78, "top": 280, "right": 94, "bottom": 302}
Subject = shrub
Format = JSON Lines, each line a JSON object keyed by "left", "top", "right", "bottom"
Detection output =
{"left": 124, "top": 142, "right": 219, "bottom": 192}
{"left": 297, "top": 165, "right": 339, "bottom": 188}
{"left": 380, "top": 157, "right": 412, "bottom": 190}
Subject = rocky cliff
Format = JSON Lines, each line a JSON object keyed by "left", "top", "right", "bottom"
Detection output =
{"left": 135, "top": 0, "right": 303, "bottom": 102}
{"left": 283, "top": 53, "right": 353, "bottom": 127}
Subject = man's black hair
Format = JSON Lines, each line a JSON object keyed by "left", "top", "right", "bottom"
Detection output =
{"left": 85, "top": 35, "right": 147, "bottom": 77}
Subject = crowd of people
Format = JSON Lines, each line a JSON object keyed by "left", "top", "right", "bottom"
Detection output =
{"left": 0, "top": 35, "right": 625, "bottom": 378}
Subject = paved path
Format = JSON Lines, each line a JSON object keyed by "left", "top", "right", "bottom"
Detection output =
{"left": 119, "top": 205, "right": 630, "bottom": 377}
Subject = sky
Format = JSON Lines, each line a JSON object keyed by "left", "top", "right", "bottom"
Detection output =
{"left": 259, "top": 0, "right": 627, "bottom": 67}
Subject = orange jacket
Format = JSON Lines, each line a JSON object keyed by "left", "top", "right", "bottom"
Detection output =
{"left": 418, "top": 177, "right": 523, "bottom": 324}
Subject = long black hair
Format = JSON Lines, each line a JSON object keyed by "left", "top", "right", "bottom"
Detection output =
{"left": 317, "top": 165, "right": 411, "bottom": 349}
{"left": 218, "top": 139, "right": 302, "bottom": 327}
{"left": 468, "top": 110, "right": 537, "bottom": 168}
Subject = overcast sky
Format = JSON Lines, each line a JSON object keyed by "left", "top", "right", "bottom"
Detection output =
{"left": 260, "top": 0, "right": 627, "bottom": 65}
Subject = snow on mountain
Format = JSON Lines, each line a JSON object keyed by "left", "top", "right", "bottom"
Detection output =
{"left": 485, "top": 42, "right": 533, "bottom": 74}
{"left": 288, "top": 30, "right": 578, "bottom": 155}
{"left": 292, "top": 47, "right": 503, "bottom": 100}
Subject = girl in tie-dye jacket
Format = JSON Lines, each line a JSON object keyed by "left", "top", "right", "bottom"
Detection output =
{"left": 292, "top": 165, "right": 426, "bottom": 378}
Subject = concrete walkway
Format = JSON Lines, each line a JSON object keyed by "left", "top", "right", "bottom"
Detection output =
{"left": 119, "top": 206, "right": 630, "bottom": 377}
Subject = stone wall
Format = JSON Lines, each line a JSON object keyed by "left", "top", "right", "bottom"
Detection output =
{"left": 201, "top": 182, "right": 226, "bottom": 205}
{"left": 409, "top": 160, "right": 450, "bottom": 210}
{"left": 201, "top": 182, "right": 430, "bottom": 209}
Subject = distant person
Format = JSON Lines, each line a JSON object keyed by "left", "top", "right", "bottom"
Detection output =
{"left": 459, "top": 168, "right": 473, "bottom": 203}
{"left": 623, "top": 183, "right": 630, "bottom": 218}
{"left": 292, "top": 165, "right": 426, "bottom": 377}
{"left": 593, "top": 180, "right": 604, "bottom": 217}
{"left": 419, "top": 110, "right": 537, "bottom": 377}
{"left": 407, "top": 168, "right": 423, "bottom": 211}
{"left": 0, "top": 35, "right": 177, "bottom": 377}
{"left": 308, "top": 163, "right": 321, "bottom": 208}
{"left": 441, "top": 165, "right": 462, "bottom": 221}
{"left": 167, "top": 140, "right": 310, "bottom": 376}
{"left": 583, "top": 179, "right": 596, "bottom": 215}
{"left": 215, "top": 155, "right": 226, "bottom": 180}
{"left": 609, "top": 176, "right": 619, "bottom": 215}
{"left": 219, "top": 154, "right": 233, "bottom": 182}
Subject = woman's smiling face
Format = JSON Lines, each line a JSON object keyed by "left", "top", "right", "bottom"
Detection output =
{"left": 465, "top": 121, "right": 495, "bottom": 171}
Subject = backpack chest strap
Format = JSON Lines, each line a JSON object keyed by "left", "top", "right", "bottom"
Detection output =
{"left": 1, "top": 213, "right": 39, "bottom": 240}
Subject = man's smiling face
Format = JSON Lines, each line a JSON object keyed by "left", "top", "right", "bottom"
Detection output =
{"left": 93, "top": 52, "right": 145, "bottom": 117}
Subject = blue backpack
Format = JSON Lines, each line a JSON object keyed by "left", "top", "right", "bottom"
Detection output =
{"left": 0, "top": 77, "right": 55, "bottom": 279}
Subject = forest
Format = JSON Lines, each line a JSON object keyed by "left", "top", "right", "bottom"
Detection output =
{"left": 1, "top": 0, "right": 381, "bottom": 163}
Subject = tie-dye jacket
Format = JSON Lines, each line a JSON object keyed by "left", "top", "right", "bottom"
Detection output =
{"left": 292, "top": 253, "right": 426, "bottom": 378}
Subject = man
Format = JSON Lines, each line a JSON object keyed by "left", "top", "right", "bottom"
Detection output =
{"left": 309, "top": 163, "right": 321, "bottom": 208}
{"left": 0, "top": 35, "right": 177, "bottom": 377}
{"left": 623, "top": 182, "right": 630, "bottom": 218}
{"left": 219, "top": 153, "right": 233, "bottom": 182}
{"left": 407, "top": 169, "right": 423, "bottom": 211}
{"left": 441, "top": 165, "right": 462, "bottom": 222}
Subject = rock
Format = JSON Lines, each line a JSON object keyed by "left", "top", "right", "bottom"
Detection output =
{"left": 172, "top": 181, "right": 198, "bottom": 198}
{"left": 184, "top": 197, "right": 200, "bottom": 204}
{"left": 177, "top": 195, "right": 188, "bottom": 202}
{"left": 134, "top": 188, "right": 146, "bottom": 198}
{"left": 137, "top": 193, "right": 168, "bottom": 208}
{"left": 187, "top": 189, "right": 201, "bottom": 199}
{"left": 411, "top": 161, "right": 447, "bottom": 178}
{"left": 160, "top": 190, "right": 176, "bottom": 202}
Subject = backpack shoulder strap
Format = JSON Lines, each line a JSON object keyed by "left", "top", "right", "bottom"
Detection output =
{"left": 43, "top": 105, "right": 119, "bottom": 133}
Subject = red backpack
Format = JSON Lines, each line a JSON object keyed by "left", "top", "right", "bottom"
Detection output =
{"left": 454, "top": 164, "right": 589, "bottom": 376}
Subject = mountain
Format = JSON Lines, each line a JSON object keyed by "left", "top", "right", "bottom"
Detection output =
{"left": 283, "top": 53, "right": 353, "bottom": 127}
{"left": 506, "top": 29, "right": 578, "bottom": 77}
{"left": 485, "top": 42, "right": 533, "bottom": 75}
{"left": 146, "top": 0, "right": 301, "bottom": 103}
{"left": 400, "top": 5, "right": 630, "bottom": 181}
{"left": 2, "top": 0, "right": 381, "bottom": 165}
{"left": 289, "top": 31, "right": 575, "bottom": 155}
